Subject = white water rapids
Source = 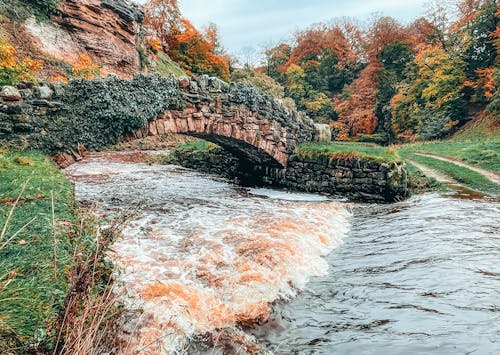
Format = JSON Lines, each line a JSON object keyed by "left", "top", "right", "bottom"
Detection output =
{"left": 65, "top": 151, "right": 350, "bottom": 353}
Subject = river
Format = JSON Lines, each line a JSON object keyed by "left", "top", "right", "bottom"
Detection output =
{"left": 65, "top": 151, "right": 500, "bottom": 354}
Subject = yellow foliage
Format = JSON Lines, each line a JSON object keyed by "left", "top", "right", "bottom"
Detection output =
{"left": 71, "top": 54, "right": 100, "bottom": 79}
{"left": 0, "top": 38, "right": 43, "bottom": 84}
{"left": 148, "top": 37, "right": 162, "bottom": 52}
{"left": 0, "top": 42, "right": 17, "bottom": 69}
{"left": 50, "top": 75, "right": 68, "bottom": 84}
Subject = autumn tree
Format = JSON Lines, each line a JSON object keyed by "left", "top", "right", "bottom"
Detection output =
{"left": 452, "top": 0, "right": 498, "bottom": 103}
{"left": 391, "top": 45, "right": 467, "bottom": 139}
{"left": 143, "top": 0, "right": 181, "bottom": 52}
{"left": 335, "top": 16, "right": 411, "bottom": 138}
{"left": 375, "top": 41, "right": 415, "bottom": 143}
{"left": 263, "top": 43, "right": 291, "bottom": 81}
{"left": 170, "top": 19, "right": 230, "bottom": 80}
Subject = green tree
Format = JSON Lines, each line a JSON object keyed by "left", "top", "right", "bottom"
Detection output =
{"left": 375, "top": 41, "right": 415, "bottom": 143}
{"left": 452, "top": 0, "right": 499, "bottom": 103}
{"left": 391, "top": 45, "right": 467, "bottom": 139}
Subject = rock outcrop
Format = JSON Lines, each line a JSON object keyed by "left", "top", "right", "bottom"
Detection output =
{"left": 24, "top": 0, "right": 143, "bottom": 78}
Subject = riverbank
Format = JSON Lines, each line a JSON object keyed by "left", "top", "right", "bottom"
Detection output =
{"left": 0, "top": 149, "right": 120, "bottom": 353}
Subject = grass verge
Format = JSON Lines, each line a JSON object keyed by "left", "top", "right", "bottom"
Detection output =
{"left": 0, "top": 150, "right": 122, "bottom": 353}
{"left": 399, "top": 140, "right": 500, "bottom": 173}
{"left": 399, "top": 152, "right": 499, "bottom": 196}
{"left": 295, "top": 142, "right": 400, "bottom": 163}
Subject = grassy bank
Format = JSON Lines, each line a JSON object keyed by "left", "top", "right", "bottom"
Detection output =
{"left": 0, "top": 151, "right": 75, "bottom": 351}
{"left": 0, "top": 150, "right": 119, "bottom": 353}
{"left": 399, "top": 140, "right": 500, "bottom": 173}
{"left": 296, "top": 142, "right": 400, "bottom": 163}
{"left": 399, "top": 150, "right": 499, "bottom": 196}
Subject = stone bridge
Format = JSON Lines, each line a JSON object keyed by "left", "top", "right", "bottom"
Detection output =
{"left": 0, "top": 74, "right": 315, "bottom": 169}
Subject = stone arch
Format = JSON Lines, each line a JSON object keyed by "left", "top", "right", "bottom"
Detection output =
{"left": 0, "top": 74, "right": 316, "bottom": 169}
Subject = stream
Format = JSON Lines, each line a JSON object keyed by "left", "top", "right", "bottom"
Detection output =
{"left": 65, "top": 151, "right": 500, "bottom": 354}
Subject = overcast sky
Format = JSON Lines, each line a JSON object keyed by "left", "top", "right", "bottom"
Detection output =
{"left": 135, "top": 0, "right": 430, "bottom": 63}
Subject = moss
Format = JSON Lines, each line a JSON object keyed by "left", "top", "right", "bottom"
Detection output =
{"left": 155, "top": 52, "right": 186, "bottom": 78}
{"left": 296, "top": 142, "right": 401, "bottom": 164}
{"left": 174, "top": 140, "right": 218, "bottom": 153}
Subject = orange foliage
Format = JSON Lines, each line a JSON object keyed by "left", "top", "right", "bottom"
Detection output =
{"left": 453, "top": 0, "right": 483, "bottom": 31}
{"left": 284, "top": 23, "right": 356, "bottom": 71}
{"left": 0, "top": 42, "right": 17, "bottom": 69}
{"left": 20, "top": 57, "right": 43, "bottom": 74}
{"left": 367, "top": 17, "right": 409, "bottom": 60}
{"left": 143, "top": 0, "right": 181, "bottom": 51}
{"left": 0, "top": 40, "right": 43, "bottom": 83}
{"left": 407, "top": 17, "right": 436, "bottom": 48}
{"left": 336, "top": 61, "right": 382, "bottom": 136}
{"left": 71, "top": 53, "right": 100, "bottom": 79}
{"left": 148, "top": 37, "right": 162, "bottom": 52}
{"left": 171, "top": 18, "right": 230, "bottom": 80}
{"left": 493, "top": 10, "right": 500, "bottom": 56}
{"left": 476, "top": 67, "right": 495, "bottom": 98}
{"left": 49, "top": 75, "right": 68, "bottom": 84}
{"left": 329, "top": 120, "right": 350, "bottom": 141}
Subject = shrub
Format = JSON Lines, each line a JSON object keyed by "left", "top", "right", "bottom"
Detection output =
{"left": 71, "top": 54, "right": 100, "bottom": 80}
{"left": 358, "top": 133, "right": 389, "bottom": 145}
{"left": 0, "top": 39, "right": 43, "bottom": 85}
{"left": 22, "top": 0, "right": 59, "bottom": 19}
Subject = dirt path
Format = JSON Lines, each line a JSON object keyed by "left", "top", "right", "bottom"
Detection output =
{"left": 407, "top": 159, "right": 455, "bottom": 183}
{"left": 414, "top": 152, "right": 500, "bottom": 185}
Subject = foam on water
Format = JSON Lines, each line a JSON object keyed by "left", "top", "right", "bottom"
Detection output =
{"left": 65, "top": 152, "right": 350, "bottom": 353}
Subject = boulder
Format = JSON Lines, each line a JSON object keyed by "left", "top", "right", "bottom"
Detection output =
{"left": 1, "top": 86, "right": 22, "bottom": 101}
{"left": 36, "top": 86, "right": 53, "bottom": 100}
{"left": 313, "top": 123, "right": 332, "bottom": 143}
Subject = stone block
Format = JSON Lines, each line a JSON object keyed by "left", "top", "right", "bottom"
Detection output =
{"left": 1, "top": 86, "right": 22, "bottom": 101}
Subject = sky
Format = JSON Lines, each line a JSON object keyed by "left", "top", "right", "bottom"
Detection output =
{"left": 135, "top": 0, "right": 431, "bottom": 64}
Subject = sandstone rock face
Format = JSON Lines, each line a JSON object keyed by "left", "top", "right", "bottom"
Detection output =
{"left": 24, "top": 0, "right": 143, "bottom": 78}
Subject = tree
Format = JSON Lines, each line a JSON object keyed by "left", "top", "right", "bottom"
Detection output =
{"left": 391, "top": 45, "right": 467, "bottom": 139}
{"left": 452, "top": 0, "right": 498, "bottom": 103}
{"left": 263, "top": 43, "right": 291, "bottom": 81}
{"left": 374, "top": 41, "right": 415, "bottom": 143}
{"left": 143, "top": 0, "right": 181, "bottom": 52}
{"left": 335, "top": 61, "right": 382, "bottom": 136}
{"left": 231, "top": 65, "right": 285, "bottom": 99}
{"left": 170, "top": 19, "right": 230, "bottom": 80}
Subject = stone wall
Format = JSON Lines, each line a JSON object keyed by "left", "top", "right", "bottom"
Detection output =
{"left": 283, "top": 154, "right": 408, "bottom": 202}
{"left": 162, "top": 146, "right": 409, "bottom": 203}
{"left": 0, "top": 74, "right": 315, "bottom": 168}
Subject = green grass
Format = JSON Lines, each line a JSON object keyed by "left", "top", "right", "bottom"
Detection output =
{"left": 399, "top": 151, "right": 499, "bottom": 196}
{"left": 155, "top": 52, "right": 187, "bottom": 78}
{"left": 452, "top": 113, "right": 499, "bottom": 141}
{"left": 296, "top": 142, "right": 401, "bottom": 163}
{"left": 174, "top": 140, "right": 218, "bottom": 153}
{"left": 0, "top": 150, "right": 74, "bottom": 350}
{"left": 399, "top": 140, "right": 500, "bottom": 173}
